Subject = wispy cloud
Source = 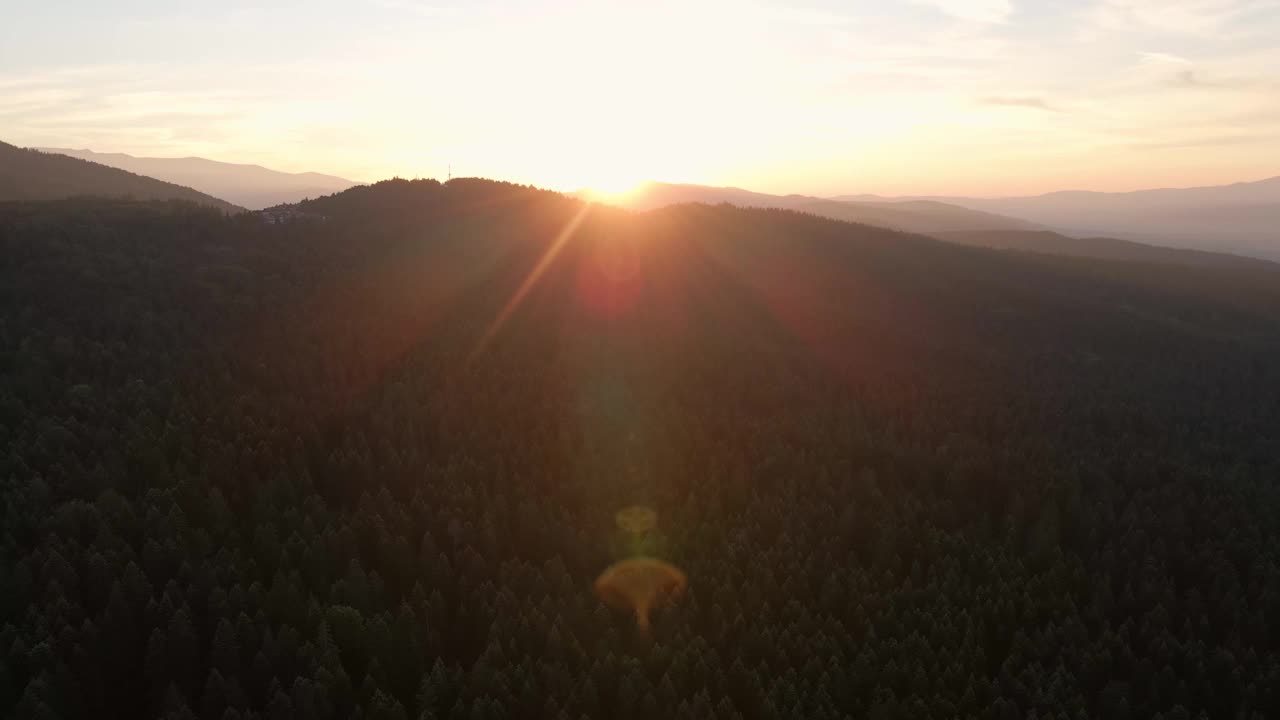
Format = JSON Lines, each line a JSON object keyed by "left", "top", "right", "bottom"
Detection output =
{"left": 4, "top": 0, "right": 1279, "bottom": 193}
{"left": 1169, "top": 70, "right": 1225, "bottom": 88}
{"left": 910, "top": 0, "right": 1015, "bottom": 23}
{"left": 1137, "top": 51, "right": 1191, "bottom": 65}
{"left": 980, "top": 96, "right": 1063, "bottom": 112}
{"left": 1088, "top": 0, "right": 1279, "bottom": 35}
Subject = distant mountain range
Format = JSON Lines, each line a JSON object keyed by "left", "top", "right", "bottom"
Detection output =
{"left": 606, "top": 182, "right": 1040, "bottom": 235}
{"left": 605, "top": 181, "right": 1271, "bottom": 269}
{"left": 0, "top": 141, "right": 242, "bottom": 213}
{"left": 836, "top": 176, "right": 1280, "bottom": 261}
{"left": 39, "top": 148, "right": 358, "bottom": 210}
{"left": 8, "top": 140, "right": 1276, "bottom": 265}
{"left": 932, "top": 229, "right": 1270, "bottom": 270}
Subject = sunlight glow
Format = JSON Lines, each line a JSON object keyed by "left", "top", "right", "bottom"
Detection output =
{"left": 5, "top": 1, "right": 1280, "bottom": 195}
{"left": 581, "top": 178, "right": 646, "bottom": 205}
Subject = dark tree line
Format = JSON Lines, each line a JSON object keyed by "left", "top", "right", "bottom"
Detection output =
{"left": 3, "top": 179, "right": 1280, "bottom": 719}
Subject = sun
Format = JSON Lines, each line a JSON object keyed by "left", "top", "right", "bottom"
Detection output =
{"left": 579, "top": 174, "right": 646, "bottom": 204}
{"left": 558, "top": 150, "right": 659, "bottom": 204}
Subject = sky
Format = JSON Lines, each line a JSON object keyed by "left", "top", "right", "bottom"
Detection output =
{"left": 2, "top": 0, "right": 1279, "bottom": 197}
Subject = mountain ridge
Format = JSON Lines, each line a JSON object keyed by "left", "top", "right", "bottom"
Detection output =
{"left": 37, "top": 147, "right": 358, "bottom": 210}
{"left": 585, "top": 180, "right": 1267, "bottom": 268}
{"left": 829, "top": 175, "right": 1280, "bottom": 203}
{"left": 595, "top": 181, "right": 1042, "bottom": 235}
{"left": 830, "top": 175, "right": 1280, "bottom": 260}
{"left": 0, "top": 141, "right": 243, "bottom": 212}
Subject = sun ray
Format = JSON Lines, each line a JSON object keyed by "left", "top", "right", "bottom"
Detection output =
{"left": 469, "top": 201, "right": 593, "bottom": 361}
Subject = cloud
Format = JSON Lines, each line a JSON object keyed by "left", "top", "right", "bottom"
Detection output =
{"left": 1169, "top": 70, "right": 1225, "bottom": 88}
{"left": 1088, "top": 0, "right": 1279, "bottom": 35}
{"left": 0, "top": 62, "right": 366, "bottom": 162}
{"left": 980, "top": 96, "right": 1063, "bottom": 112}
{"left": 1137, "top": 51, "right": 1191, "bottom": 65}
{"left": 910, "top": 0, "right": 1014, "bottom": 23}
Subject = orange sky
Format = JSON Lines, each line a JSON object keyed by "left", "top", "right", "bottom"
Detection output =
{"left": 2, "top": 0, "right": 1278, "bottom": 197}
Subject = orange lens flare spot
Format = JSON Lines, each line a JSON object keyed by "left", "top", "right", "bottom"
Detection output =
{"left": 594, "top": 557, "right": 687, "bottom": 636}
{"left": 576, "top": 241, "right": 643, "bottom": 318}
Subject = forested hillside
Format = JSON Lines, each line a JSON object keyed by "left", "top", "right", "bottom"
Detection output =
{"left": 0, "top": 142, "right": 242, "bottom": 213}
{"left": 611, "top": 182, "right": 1267, "bottom": 268}
{"left": 4, "top": 179, "right": 1280, "bottom": 720}
{"left": 931, "top": 229, "right": 1273, "bottom": 270}
{"left": 611, "top": 182, "right": 1037, "bottom": 235}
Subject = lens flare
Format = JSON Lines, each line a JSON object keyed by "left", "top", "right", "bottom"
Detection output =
{"left": 594, "top": 557, "right": 687, "bottom": 637}
{"left": 470, "top": 201, "right": 593, "bottom": 361}
{"left": 615, "top": 505, "right": 657, "bottom": 535}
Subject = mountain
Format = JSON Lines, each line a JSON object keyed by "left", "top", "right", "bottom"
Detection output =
{"left": 607, "top": 181, "right": 1267, "bottom": 268}
{"left": 933, "top": 228, "right": 1274, "bottom": 269}
{"left": 600, "top": 181, "right": 1040, "bottom": 234}
{"left": 40, "top": 147, "right": 357, "bottom": 210}
{"left": 0, "top": 141, "right": 242, "bottom": 212}
{"left": 839, "top": 176, "right": 1280, "bottom": 260}
{"left": 5, "top": 179, "right": 1280, "bottom": 720}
